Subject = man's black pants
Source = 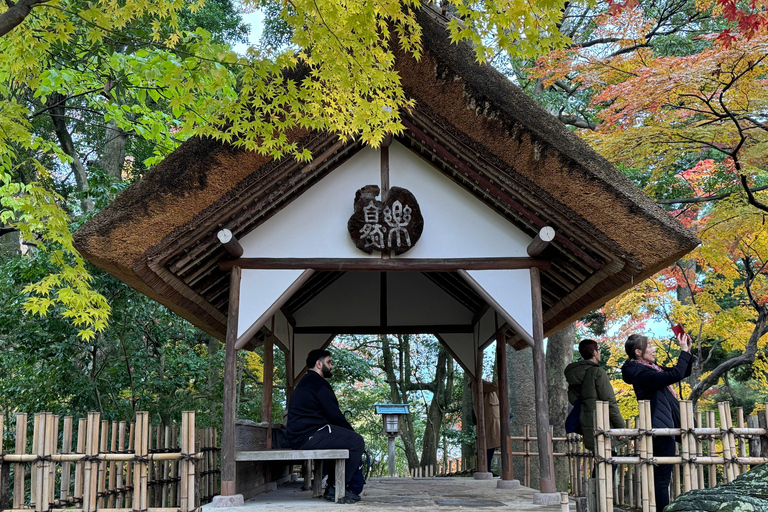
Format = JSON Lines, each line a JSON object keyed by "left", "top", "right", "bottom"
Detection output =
{"left": 299, "top": 425, "right": 365, "bottom": 488}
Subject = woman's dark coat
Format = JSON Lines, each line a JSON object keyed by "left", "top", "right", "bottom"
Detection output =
{"left": 621, "top": 351, "right": 693, "bottom": 429}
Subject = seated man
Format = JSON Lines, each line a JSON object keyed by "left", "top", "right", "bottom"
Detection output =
{"left": 286, "top": 348, "right": 365, "bottom": 503}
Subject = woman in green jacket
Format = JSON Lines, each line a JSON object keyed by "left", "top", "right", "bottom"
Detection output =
{"left": 564, "top": 339, "right": 625, "bottom": 452}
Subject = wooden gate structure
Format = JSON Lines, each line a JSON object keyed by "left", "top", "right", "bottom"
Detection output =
{"left": 72, "top": 2, "right": 700, "bottom": 505}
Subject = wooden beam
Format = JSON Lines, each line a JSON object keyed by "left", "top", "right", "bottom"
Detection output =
{"left": 530, "top": 267, "right": 556, "bottom": 494}
{"left": 263, "top": 320, "right": 274, "bottom": 449}
{"left": 220, "top": 257, "right": 550, "bottom": 272}
{"left": 401, "top": 118, "right": 602, "bottom": 270}
{"left": 221, "top": 266, "right": 241, "bottom": 496}
{"left": 217, "top": 229, "right": 244, "bottom": 259}
{"left": 496, "top": 324, "right": 513, "bottom": 481}
{"left": 293, "top": 324, "right": 474, "bottom": 335}
{"left": 527, "top": 226, "right": 556, "bottom": 258}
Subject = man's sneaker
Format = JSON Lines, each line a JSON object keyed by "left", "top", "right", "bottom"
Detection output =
{"left": 343, "top": 489, "right": 361, "bottom": 502}
{"left": 322, "top": 485, "right": 335, "bottom": 501}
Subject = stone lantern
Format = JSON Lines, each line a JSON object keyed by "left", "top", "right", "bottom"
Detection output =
{"left": 374, "top": 404, "right": 410, "bottom": 477}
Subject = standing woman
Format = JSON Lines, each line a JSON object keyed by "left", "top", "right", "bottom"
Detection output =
{"left": 622, "top": 332, "right": 693, "bottom": 511}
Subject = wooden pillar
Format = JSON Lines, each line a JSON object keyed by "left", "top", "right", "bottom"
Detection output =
{"left": 222, "top": 266, "right": 241, "bottom": 496}
{"left": 475, "top": 351, "right": 488, "bottom": 473}
{"left": 497, "top": 329, "right": 513, "bottom": 480}
{"left": 263, "top": 319, "right": 274, "bottom": 450}
{"left": 530, "top": 267, "right": 556, "bottom": 493}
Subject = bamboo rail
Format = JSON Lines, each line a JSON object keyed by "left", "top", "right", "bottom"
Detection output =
{"left": 0, "top": 412, "right": 220, "bottom": 512}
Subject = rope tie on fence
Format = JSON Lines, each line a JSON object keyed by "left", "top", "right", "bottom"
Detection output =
{"left": 682, "top": 456, "right": 697, "bottom": 466}
{"left": 179, "top": 453, "right": 199, "bottom": 464}
{"left": 682, "top": 428, "right": 696, "bottom": 435}
{"left": 593, "top": 454, "right": 613, "bottom": 464}
{"left": 34, "top": 455, "right": 53, "bottom": 463}
{"left": 132, "top": 455, "right": 149, "bottom": 463}
{"left": 640, "top": 428, "right": 656, "bottom": 438}
{"left": 83, "top": 455, "right": 102, "bottom": 462}
{"left": 640, "top": 457, "right": 659, "bottom": 467}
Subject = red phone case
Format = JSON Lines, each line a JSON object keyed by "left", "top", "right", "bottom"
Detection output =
{"left": 672, "top": 324, "right": 685, "bottom": 336}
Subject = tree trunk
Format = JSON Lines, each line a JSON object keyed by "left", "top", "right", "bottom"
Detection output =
{"left": 381, "top": 335, "right": 419, "bottom": 469}
{"left": 546, "top": 323, "right": 576, "bottom": 492}
{"left": 101, "top": 119, "right": 129, "bottom": 179}
{"left": 506, "top": 345, "right": 538, "bottom": 487}
{"left": 420, "top": 345, "right": 453, "bottom": 468}
{"left": 48, "top": 92, "right": 93, "bottom": 213}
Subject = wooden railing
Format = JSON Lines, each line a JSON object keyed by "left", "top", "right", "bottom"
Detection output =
{"left": 0, "top": 411, "right": 220, "bottom": 512}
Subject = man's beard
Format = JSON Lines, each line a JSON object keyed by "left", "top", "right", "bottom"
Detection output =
{"left": 321, "top": 362, "right": 333, "bottom": 379}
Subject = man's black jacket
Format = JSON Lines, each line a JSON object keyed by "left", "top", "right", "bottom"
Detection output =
{"left": 286, "top": 370, "right": 354, "bottom": 448}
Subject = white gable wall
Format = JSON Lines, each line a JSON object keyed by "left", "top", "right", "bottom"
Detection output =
{"left": 234, "top": 142, "right": 537, "bottom": 348}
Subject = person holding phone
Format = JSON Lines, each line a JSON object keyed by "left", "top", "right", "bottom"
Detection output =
{"left": 622, "top": 329, "right": 693, "bottom": 510}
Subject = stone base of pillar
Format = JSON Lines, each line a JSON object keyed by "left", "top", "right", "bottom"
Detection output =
{"left": 532, "top": 492, "right": 561, "bottom": 506}
{"left": 497, "top": 479, "right": 521, "bottom": 489}
{"left": 210, "top": 494, "right": 245, "bottom": 507}
{"left": 473, "top": 471, "right": 493, "bottom": 480}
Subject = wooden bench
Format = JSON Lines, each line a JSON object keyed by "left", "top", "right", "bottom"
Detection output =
{"left": 236, "top": 449, "right": 349, "bottom": 502}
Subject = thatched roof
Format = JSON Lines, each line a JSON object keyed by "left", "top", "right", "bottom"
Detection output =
{"left": 73, "top": 4, "right": 699, "bottom": 343}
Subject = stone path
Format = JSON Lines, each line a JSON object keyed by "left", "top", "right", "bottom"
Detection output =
{"left": 202, "top": 476, "right": 575, "bottom": 512}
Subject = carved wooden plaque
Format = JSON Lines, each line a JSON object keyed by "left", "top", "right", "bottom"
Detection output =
{"left": 347, "top": 185, "right": 424, "bottom": 255}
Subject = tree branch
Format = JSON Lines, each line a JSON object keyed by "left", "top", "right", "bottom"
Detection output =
{"left": 656, "top": 184, "right": 768, "bottom": 204}
{"left": 0, "top": 0, "right": 49, "bottom": 37}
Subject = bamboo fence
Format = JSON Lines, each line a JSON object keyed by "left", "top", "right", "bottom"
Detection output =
{"left": 589, "top": 399, "right": 768, "bottom": 512}
{"left": 0, "top": 411, "right": 220, "bottom": 512}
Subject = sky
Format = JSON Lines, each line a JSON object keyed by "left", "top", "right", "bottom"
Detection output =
{"left": 233, "top": 9, "right": 266, "bottom": 54}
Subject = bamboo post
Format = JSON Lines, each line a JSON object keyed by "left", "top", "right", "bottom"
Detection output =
{"left": 718, "top": 402, "right": 735, "bottom": 483}
{"left": 31, "top": 413, "right": 41, "bottom": 510}
{"left": 726, "top": 402, "right": 739, "bottom": 478}
{"left": 34, "top": 413, "right": 48, "bottom": 512}
{"left": 82, "top": 412, "right": 100, "bottom": 512}
{"left": 628, "top": 420, "right": 634, "bottom": 507}
{"left": 97, "top": 419, "right": 108, "bottom": 508}
{"left": 696, "top": 410, "right": 704, "bottom": 490}
{"left": 644, "top": 401, "right": 656, "bottom": 512}
{"left": 126, "top": 421, "right": 135, "bottom": 507}
{"left": 602, "top": 402, "right": 614, "bottom": 512}
{"left": 706, "top": 410, "right": 716, "bottom": 488}
{"left": 680, "top": 401, "right": 691, "bottom": 493}
{"left": 49, "top": 415, "right": 59, "bottom": 506}
{"left": 162, "top": 425, "right": 171, "bottom": 507}
{"left": 106, "top": 421, "right": 117, "bottom": 508}
{"left": 685, "top": 402, "right": 699, "bottom": 490}
{"left": 737, "top": 408, "right": 747, "bottom": 474}
{"left": 596, "top": 401, "right": 608, "bottom": 512}
{"left": 13, "top": 413, "right": 27, "bottom": 510}
{"left": 117, "top": 421, "right": 126, "bottom": 508}
{"left": 60, "top": 417, "right": 73, "bottom": 503}
{"left": 637, "top": 402, "right": 650, "bottom": 512}
{"left": 74, "top": 417, "right": 86, "bottom": 505}
{"left": 133, "top": 412, "right": 149, "bottom": 512}
{"left": 179, "top": 411, "right": 196, "bottom": 512}
{"left": 171, "top": 425, "right": 179, "bottom": 506}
